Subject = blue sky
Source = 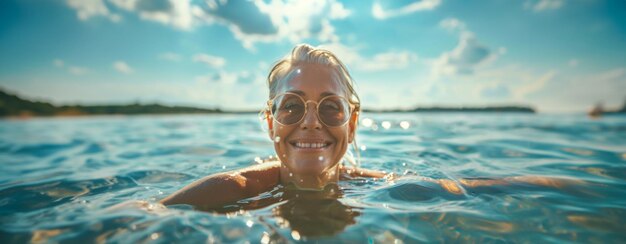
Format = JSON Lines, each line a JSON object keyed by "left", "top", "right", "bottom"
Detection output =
{"left": 0, "top": 0, "right": 625, "bottom": 113}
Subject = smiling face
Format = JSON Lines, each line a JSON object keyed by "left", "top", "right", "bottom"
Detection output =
{"left": 268, "top": 63, "right": 357, "bottom": 179}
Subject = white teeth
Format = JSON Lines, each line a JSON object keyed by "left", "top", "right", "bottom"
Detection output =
{"left": 295, "top": 142, "right": 327, "bottom": 148}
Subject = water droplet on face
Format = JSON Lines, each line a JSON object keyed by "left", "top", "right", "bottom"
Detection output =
{"left": 289, "top": 173, "right": 293, "bottom": 177}
{"left": 274, "top": 136, "right": 281, "bottom": 143}
{"left": 400, "top": 121, "right": 410, "bottom": 129}
{"left": 382, "top": 121, "right": 391, "bottom": 129}
{"left": 296, "top": 69, "right": 301, "bottom": 74}
{"left": 318, "top": 156, "right": 324, "bottom": 161}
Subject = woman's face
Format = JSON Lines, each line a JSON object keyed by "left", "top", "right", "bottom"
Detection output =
{"left": 268, "top": 63, "right": 357, "bottom": 176}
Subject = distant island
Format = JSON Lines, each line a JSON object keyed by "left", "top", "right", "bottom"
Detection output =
{"left": 0, "top": 89, "right": 222, "bottom": 117}
{"left": 1, "top": 89, "right": 539, "bottom": 118}
{"left": 362, "top": 106, "right": 535, "bottom": 113}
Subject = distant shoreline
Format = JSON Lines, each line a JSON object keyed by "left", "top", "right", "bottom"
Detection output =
{"left": 1, "top": 89, "right": 538, "bottom": 118}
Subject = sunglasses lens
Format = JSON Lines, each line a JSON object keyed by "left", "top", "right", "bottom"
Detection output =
{"left": 272, "top": 94, "right": 305, "bottom": 125}
{"left": 319, "top": 96, "right": 350, "bottom": 126}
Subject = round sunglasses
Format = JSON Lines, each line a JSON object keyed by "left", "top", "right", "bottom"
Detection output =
{"left": 267, "top": 92, "right": 358, "bottom": 127}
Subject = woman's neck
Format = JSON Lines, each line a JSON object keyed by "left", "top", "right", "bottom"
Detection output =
{"left": 279, "top": 164, "right": 341, "bottom": 190}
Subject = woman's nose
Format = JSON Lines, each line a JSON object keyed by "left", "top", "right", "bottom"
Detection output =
{"left": 300, "top": 103, "right": 322, "bottom": 130}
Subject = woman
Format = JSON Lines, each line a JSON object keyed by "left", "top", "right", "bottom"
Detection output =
{"left": 160, "top": 44, "right": 386, "bottom": 209}
{"left": 159, "top": 44, "right": 580, "bottom": 209}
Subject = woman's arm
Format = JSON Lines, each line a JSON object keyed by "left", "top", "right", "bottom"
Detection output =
{"left": 456, "top": 175, "right": 585, "bottom": 189}
{"left": 430, "top": 175, "right": 585, "bottom": 195}
{"left": 160, "top": 161, "right": 281, "bottom": 208}
{"left": 340, "top": 165, "right": 392, "bottom": 179}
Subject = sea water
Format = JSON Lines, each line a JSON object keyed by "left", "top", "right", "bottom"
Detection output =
{"left": 1, "top": 113, "right": 625, "bottom": 242}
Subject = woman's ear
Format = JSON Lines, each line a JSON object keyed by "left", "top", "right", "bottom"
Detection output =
{"left": 348, "top": 111, "right": 359, "bottom": 143}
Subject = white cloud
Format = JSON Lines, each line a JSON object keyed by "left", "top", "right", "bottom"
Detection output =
{"left": 512, "top": 70, "right": 556, "bottom": 99}
{"left": 68, "top": 66, "right": 89, "bottom": 75}
{"left": 372, "top": 0, "right": 441, "bottom": 20}
{"left": 440, "top": 17, "right": 467, "bottom": 32}
{"left": 53, "top": 59, "right": 65, "bottom": 68}
{"left": 418, "top": 64, "right": 626, "bottom": 113}
{"left": 195, "top": 0, "right": 350, "bottom": 50}
{"left": 195, "top": 71, "right": 238, "bottom": 84}
{"left": 431, "top": 18, "right": 503, "bottom": 76}
{"left": 594, "top": 67, "right": 625, "bottom": 81}
{"left": 66, "top": 0, "right": 121, "bottom": 22}
{"left": 259, "top": 0, "right": 350, "bottom": 43}
{"left": 432, "top": 32, "right": 497, "bottom": 76}
{"left": 53, "top": 59, "right": 90, "bottom": 75}
{"left": 195, "top": 70, "right": 264, "bottom": 85}
{"left": 158, "top": 52, "right": 182, "bottom": 62}
{"left": 65, "top": 0, "right": 350, "bottom": 49}
{"left": 109, "top": 0, "right": 194, "bottom": 30}
{"left": 193, "top": 53, "right": 226, "bottom": 68}
{"left": 524, "top": 0, "right": 564, "bottom": 12}
{"left": 534, "top": 68, "right": 626, "bottom": 112}
{"left": 361, "top": 51, "right": 418, "bottom": 71}
{"left": 113, "top": 61, "right": 134, "bottom": 74}
{"left": 330, "top": 1, "right": 351, "bottom": 19}
{"left": 319, "top": 43, "right": 417, "bottom": 72}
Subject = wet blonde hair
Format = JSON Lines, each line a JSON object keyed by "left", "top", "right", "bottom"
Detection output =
{"left": 266, "top": 44, "right": 362, "bottom": 167}
{"left": 267, "top": 44, "right": 360, "bottom": 107}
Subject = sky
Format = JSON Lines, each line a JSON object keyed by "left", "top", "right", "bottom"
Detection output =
{"left": 0, "top": 0, "right": 625, "bottom": 113}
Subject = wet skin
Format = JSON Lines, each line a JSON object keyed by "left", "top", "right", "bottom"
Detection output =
{"left": 268, "top": 63, "right": 358, "bottom": 190}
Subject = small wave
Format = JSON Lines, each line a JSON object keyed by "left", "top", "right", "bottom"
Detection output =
{"left": 0, "top": 176, "right": 137, "bottom": 213}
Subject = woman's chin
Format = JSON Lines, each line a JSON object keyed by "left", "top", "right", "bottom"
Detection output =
{"left": 289, "top": 159, "right": 334, "bottom": 175}
{"left": 291, "top": 165, "right": 326, "bottom": 175}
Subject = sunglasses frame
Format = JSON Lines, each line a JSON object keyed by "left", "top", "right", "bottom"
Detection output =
{"left": 266, "top": 92, "right": 358, "bottom": 127}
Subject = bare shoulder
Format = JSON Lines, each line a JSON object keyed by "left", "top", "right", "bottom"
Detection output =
{"left": 237, "top": 161, "right": 282, "bottom": 191}
{"left": 160, "top": 161, "right": 281, "bottom": 207}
